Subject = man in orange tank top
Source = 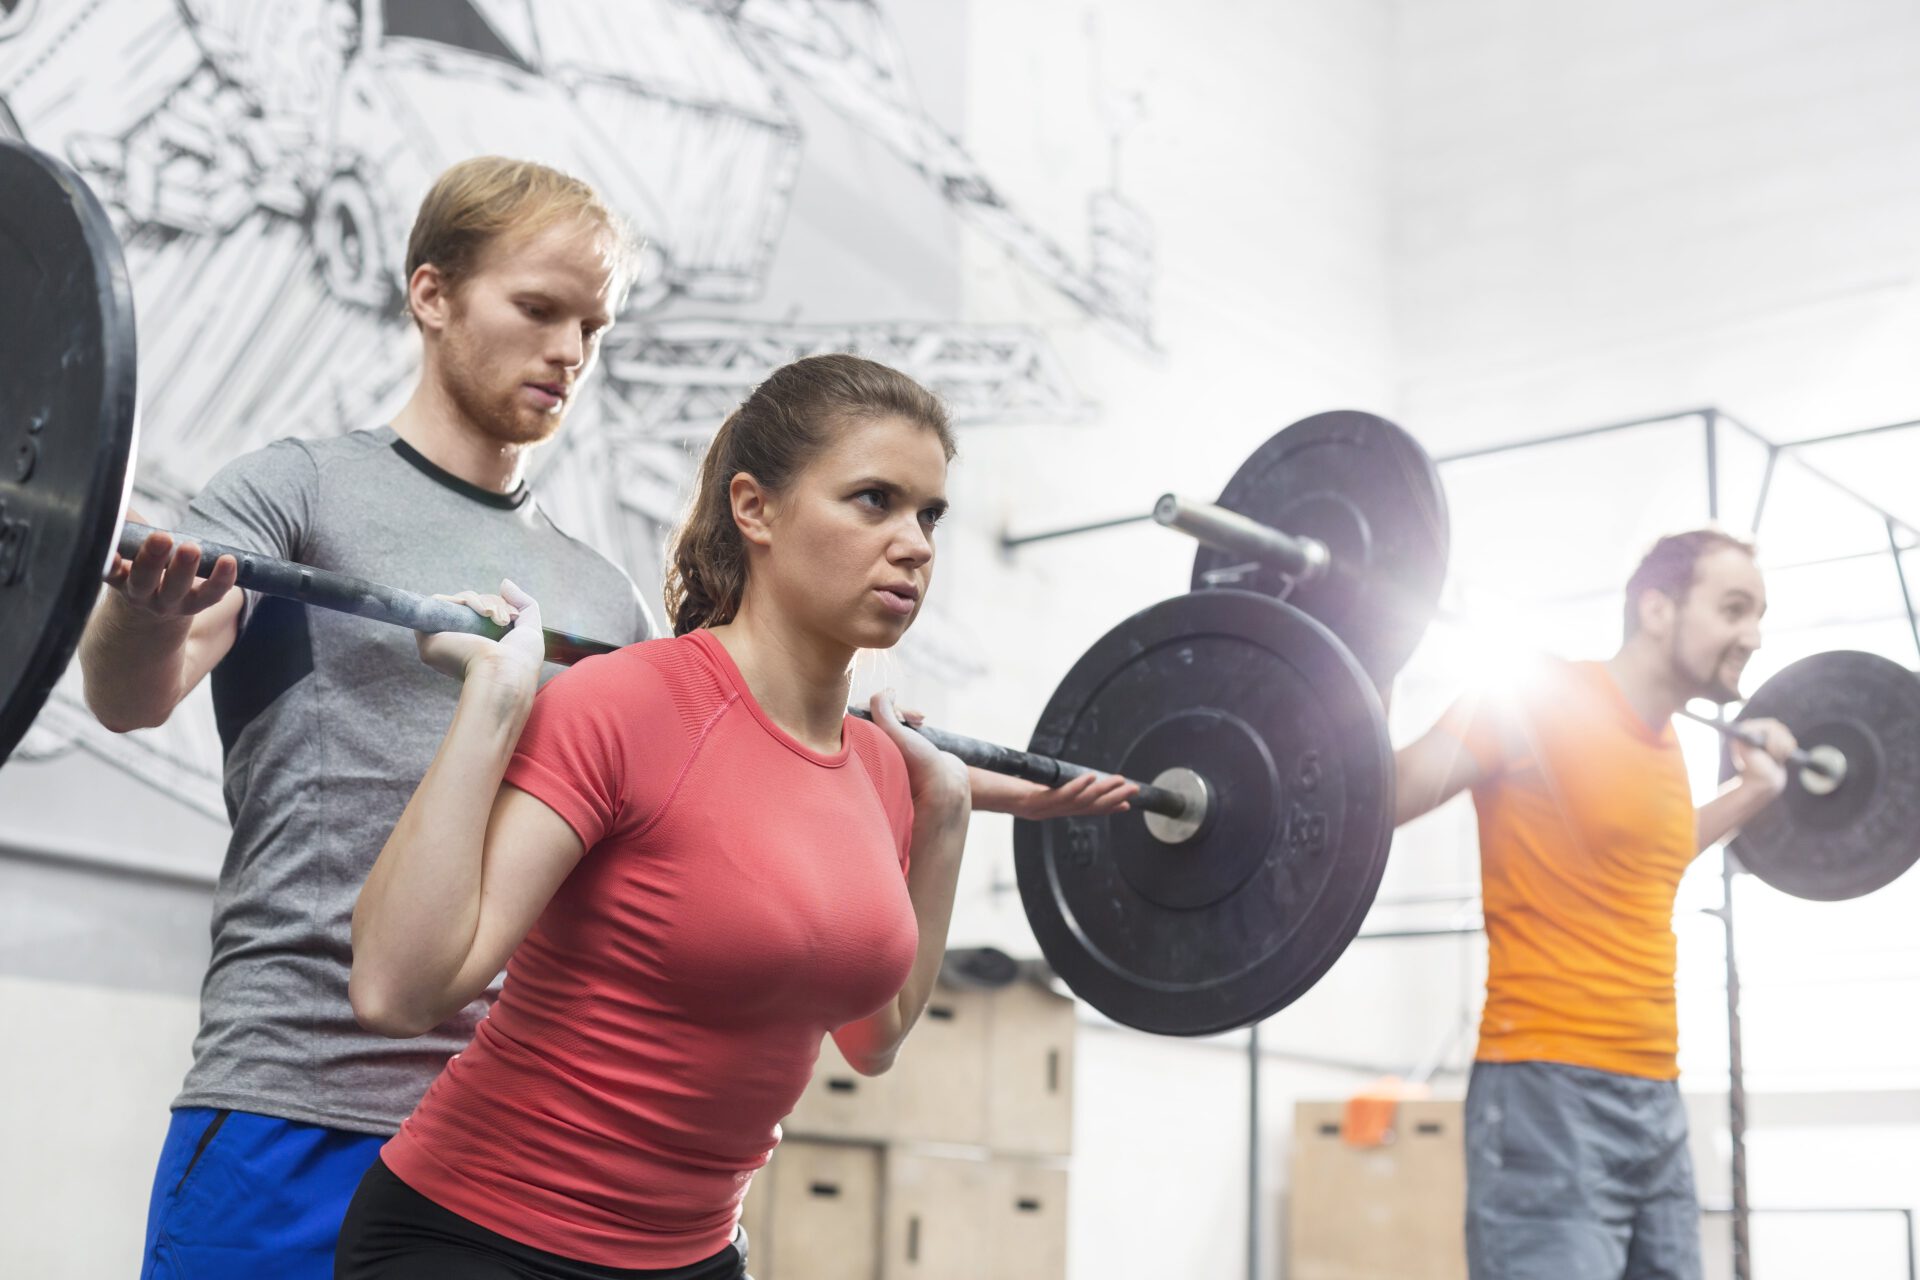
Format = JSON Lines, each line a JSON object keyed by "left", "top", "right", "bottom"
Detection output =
{"left": 1395, "top": 530, "right": 1800, "bottom": 1280}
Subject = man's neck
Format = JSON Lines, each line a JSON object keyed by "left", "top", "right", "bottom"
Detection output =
{"left": 389, "top": 380, "right": 528, "bottom": 496}
{"left": 1605, "top": 640, "right": 1687, "bottom": 731}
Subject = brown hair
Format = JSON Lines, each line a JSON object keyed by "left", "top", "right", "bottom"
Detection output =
{"left": 1623, "top": 528, "right": 1757, "bottom": 639}
{"left": 665, "top": 354, "right": 956, "bottom": 635}
{"left": 403, "top": 156, "right": 639, "bottom": 322}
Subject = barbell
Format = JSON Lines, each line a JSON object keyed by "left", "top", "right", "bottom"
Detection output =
{"left": 1148, "top": 420, "right": 1920, "bottom": 913}
{"left": 5, "top": 135, "right": 1916, "bottom": 1044}
{"left": 0, "top": 136, "right": 1401, "bottom": 1038}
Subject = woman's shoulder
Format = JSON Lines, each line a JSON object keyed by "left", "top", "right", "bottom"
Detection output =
{"left": 541, "top": 633, "right": 733, "bottom": 728}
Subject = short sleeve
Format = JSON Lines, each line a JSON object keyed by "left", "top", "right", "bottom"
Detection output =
{"left": 504, "top": 649, "right": 684, "bottom": 850}
{"left": 178, "top": 438, "right": 318, "bottom": 627}
{"left": 1433, "top": 654, "right": 1577, "bottom": 783}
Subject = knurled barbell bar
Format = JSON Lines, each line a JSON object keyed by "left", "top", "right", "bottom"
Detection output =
{"left": 113, "top": 526, "right": 1215, "bottom": 831}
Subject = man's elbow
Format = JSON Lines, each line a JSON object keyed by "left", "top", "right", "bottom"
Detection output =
{"left": 83, "top": 686, "right": 166, "bottom": 735}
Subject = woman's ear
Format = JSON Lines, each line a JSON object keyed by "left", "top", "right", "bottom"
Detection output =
{"left": 730, "top": 472, "right": 776, "bottom": 548}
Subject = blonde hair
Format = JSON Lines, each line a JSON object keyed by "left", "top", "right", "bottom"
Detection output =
{"left": 403, "top": 156, "right": 639, "bottom": 321}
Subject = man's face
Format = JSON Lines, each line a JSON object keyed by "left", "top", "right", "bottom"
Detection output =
{"left": 429, "top": 218, "right": 619, "bottom": 447}
{"left": 1661, "top": 547, "right": 1767, "bottom": 703}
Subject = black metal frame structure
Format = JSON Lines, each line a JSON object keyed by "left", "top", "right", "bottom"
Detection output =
{"left": 1000, "top": 404, "right": 1920, "bottom": 1280}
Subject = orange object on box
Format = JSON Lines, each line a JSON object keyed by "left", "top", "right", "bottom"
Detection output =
{"left": 1340, "top": 1076, "right": 1433, "bottom": 1147}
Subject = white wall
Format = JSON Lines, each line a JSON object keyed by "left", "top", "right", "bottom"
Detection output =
{"left": 1392, "top": 0, "right": 1920, "bottom": 447}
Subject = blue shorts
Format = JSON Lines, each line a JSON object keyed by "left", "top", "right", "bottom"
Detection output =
{"left": 1465, "top": 1061, "right": 1701, "bottom": 1280}
{"left": 141, "top": 1107, "right": 388, "bottom": 1280}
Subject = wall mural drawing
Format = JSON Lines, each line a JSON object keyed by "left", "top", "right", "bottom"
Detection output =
{"left": 0, "top": 0, "right": 1154, "bottom": 823}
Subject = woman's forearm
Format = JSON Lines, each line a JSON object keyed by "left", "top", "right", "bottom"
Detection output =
{"left": 836, "top": 787, "right": 971, "bottom": 1073}
{"left": 351, "top": 666, "right": 533, "bottom": 1035}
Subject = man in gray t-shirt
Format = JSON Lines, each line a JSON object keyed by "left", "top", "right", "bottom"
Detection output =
{"left": 80, "top": 157, "right": 652, "bottom": 1280}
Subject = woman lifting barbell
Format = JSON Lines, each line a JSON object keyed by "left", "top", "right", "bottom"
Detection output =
{"left": 334, "top": 355, "right": 1133, "bottom": 1279}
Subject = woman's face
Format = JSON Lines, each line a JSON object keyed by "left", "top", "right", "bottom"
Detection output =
{"left": 750, "top": 414, "right": 949, "bottom": 653}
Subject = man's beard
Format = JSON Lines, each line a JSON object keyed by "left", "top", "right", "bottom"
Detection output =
{"left": 1673, "top": 625, "right": 1743, "bottom": 704}
{"left": 442, "top": 327, "right": 567, "bottom": 448}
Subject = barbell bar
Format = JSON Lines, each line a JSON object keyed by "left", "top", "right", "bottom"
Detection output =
{"left": 1154, "top": 488, "right": 1851, "bottom": 788}
{"left": 1153, "top": 492, "right": 1330, "bottom": 584}
{"left": 1153, "top": 477, "right": 1920, "bottom": 909}
{"left": 120, "top": 523, "right": 624, "bottom": 667}
{"left": 1176, "top": 410, "right": 1453, "bottom": 690}
{"left": 12, "top": 132, "right": 1909, "bottom": 1045}
{"left": 1674, "top": 705, "right": 1845, "bottom": 788}
{"left": 110, "top": 522, "right": 1211, "bottom": 828}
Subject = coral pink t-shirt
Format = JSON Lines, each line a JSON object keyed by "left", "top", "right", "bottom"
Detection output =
{"left": 381, "top": 629, "right": 919, "bottom": 1267}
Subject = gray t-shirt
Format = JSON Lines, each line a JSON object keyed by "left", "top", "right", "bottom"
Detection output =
{"left": 172, "top": 426, "right": 653, "bottom": 1134}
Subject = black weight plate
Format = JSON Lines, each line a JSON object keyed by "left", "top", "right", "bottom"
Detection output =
{"left": 1727, "top": 651, "right": 1920, "bottom": 901}
{"left": 0, "top": 140, "right": 138, "bottom": 765}
{"left": 1190, "top": 410, "right": 1449, "bottom": 688}
{"left": 1014, "top": 590, "right": 1394, "bottom": 1036}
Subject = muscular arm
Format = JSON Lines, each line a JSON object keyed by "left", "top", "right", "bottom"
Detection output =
{"left": 1393, "top": 722, "right": 1487, "bottom": 826}
{"left": 79, "top": 529, "right": 241, "bottom": 732}
{"left": 1694, "top": 719, "right": 1794, "bottom": 852}
{"left": 1693, "top": 778, "right": 1782, "bottom": 853}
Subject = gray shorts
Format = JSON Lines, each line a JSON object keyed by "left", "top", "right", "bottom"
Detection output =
{"left": 1466, "top": 1061, "right": 1701, "bottom": 1280}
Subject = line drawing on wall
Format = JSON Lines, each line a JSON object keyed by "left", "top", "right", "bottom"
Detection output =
{"left": 1, "top": 0, "right": 1154, "bottom": 822}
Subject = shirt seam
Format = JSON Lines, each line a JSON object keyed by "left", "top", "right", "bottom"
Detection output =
{"left": 688, "top": 631, "right": 851, "bottom": 768}
{"left": 628, "top": 692, "right": 741, "bottom": 843}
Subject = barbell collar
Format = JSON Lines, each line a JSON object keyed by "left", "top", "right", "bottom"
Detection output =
{"left": 1153, "top": 493, "right": 1331, "bottom": 583}
{"left": 1797, "top": 743, "right": 1848, "bottom": 796}
{"left": 117, "top": 522, "right": 622, "bottom": 667}
{"left": 1141, "top": 767, "right": 1213, "bottom": 844}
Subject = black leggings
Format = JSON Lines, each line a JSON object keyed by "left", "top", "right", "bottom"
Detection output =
{"left": 334, "top": 1159, "right": 748, "bottom": 1280}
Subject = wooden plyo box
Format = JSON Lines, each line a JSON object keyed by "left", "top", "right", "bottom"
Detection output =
{"left": 784, "top": 980, "right": 1078, "bottom": 1156}
{"left": 882, "top": 1152, "right": 1069, "bottom": 1280}
{"left": 740, "top": 1138, "right": 882, "bottom": 1280}
{"left": 1288, "top": 1098, "right": 1468, "bottom": 1280}
{"left": 742, "top": 1144, "right": 1068, "bottom": 1280}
